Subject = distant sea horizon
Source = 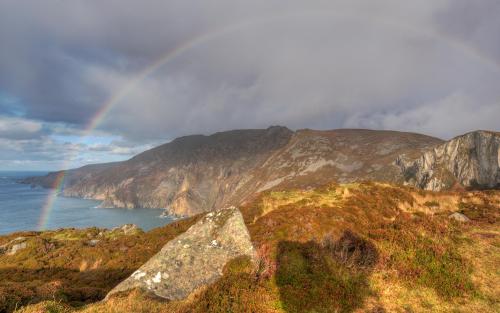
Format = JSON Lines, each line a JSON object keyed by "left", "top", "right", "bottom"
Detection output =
{"left": 0, "top": 171, "right": 175, "bottom": 235}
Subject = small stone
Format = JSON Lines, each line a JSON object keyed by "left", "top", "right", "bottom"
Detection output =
{"left": 88, "top": 239, "right": 100, "bottom": 247}
{"left": 8, "top": 242, "right": 27, "bottom": 255}
{"left": 121, "top": 224, "right": 139, "bottom": 235}
{"left": 0, "top": 237, "right": 27, "bottom": 255}
{"left": 110, "top": 224, "right": 141, "bottom": 235}
{"left": 449, "top": 212, "right": 470, "bottom": 222}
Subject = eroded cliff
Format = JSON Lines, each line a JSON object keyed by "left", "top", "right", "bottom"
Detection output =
{"left": 397, "top": 131, "right": 500, "bottom": 190}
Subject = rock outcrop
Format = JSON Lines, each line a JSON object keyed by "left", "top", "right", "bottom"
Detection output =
{"left": 106, "top": 207, "right": 255, "bottom": 300}
{"left": 0, "top": 237, "right": 27, "bottom": 256}
{"left": 397, "top": 131, "right": 500, "bottom": 191}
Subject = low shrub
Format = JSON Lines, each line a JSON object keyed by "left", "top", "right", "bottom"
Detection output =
{"left": 276, "top": 240, "right": 371, "bottom": 313}
{"left": 424, "top": 201, "right": 440, "bottom": 208}
{"left": 375, "top": 216, "right": 476, "bottom": 299}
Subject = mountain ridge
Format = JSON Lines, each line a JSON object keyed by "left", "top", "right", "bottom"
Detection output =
{"left": 22, "top": 127, "right": 500, "bottom": 216}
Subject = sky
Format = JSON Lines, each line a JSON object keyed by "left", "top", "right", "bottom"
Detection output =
{"left": 0, "top": 0, "right": 499, "bottom": 171}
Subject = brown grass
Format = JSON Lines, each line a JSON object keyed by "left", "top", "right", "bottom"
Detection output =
{"left": 0, "top": 216, "right": 200, "bottom": 312}
{"left": 6, "top": 182, "right": 500, "bottom": 313}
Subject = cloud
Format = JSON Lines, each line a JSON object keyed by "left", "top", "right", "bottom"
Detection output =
{"left": 88, "top": 140, "right": 155, "bottom": 156}
{"left": 0, "top": 0, "right": 499, "bottom": 169}
{"left": 0, "top": 116, "right": 146, "bottom": 170}
{"left": 436, "top": 0, "right": 500, "bottom": 65}
{"left": 0, "top": 134, "right": 145, "bottom": 171}
{"left": 344, "top": 92, "right": 500, "bottom": 139}
{"left": 0, "top": 116, "right": 43, "bottom": 140}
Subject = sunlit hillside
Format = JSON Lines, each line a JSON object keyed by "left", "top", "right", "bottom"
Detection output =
{"left": 3, "top": 182, "right": 498, "bottom": 313}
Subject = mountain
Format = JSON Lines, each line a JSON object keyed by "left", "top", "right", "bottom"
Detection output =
{"left": 23, "top": 127, "right": 500, "bottom": 216}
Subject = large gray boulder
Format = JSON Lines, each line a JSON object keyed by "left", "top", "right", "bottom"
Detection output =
{"left": 397, "top": 131, "right": 500, "bottom": 191}
{"left": 106, "top": 206, "right": 255, "bottom": 300}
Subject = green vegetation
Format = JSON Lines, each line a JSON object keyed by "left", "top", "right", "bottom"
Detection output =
{"left": 275, "top": 238, "right": 372, "bottom": 313}
{"left": 373, "top": 217, "right": 475, "bottom": 299}
{"left": 457, "top": 192, "right": 500, "bottom": 223}
{"left": 0, "top": 216, "right": 201, "bottom": 312}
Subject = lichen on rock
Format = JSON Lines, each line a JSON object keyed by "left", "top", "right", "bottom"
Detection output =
{"left": 106, "top": 206, "right": 256, "bottom": 301}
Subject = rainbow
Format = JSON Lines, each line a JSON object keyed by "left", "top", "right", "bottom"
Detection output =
{"left": 38, "top": 171, "right": 66, "bottom": 230}
{"left": 36, "top": 10, "right": 500, "bottom": 230}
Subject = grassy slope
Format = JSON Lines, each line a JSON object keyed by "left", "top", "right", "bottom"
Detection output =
{"left": 5, "top": 182, "right": 500, "bottom": 313}
{"left": 0, "top": 217, "right": 201, "bottom": 312}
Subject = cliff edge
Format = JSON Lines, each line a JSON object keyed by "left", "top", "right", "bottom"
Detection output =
{"left": 397, "top": 131, "right": 500, "bottom": 190}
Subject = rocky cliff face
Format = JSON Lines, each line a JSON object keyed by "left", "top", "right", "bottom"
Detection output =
{"left": 25, "top": 126, "right": 294, "bottom": 216}
{"left": 23, "top": 127, "right": 444, "bottom": 216}
{"left": 397, "top": 131, "right": 500, "bottom": 191}
{"left": 106, "top": 207, "right": 255, "bottom": 300}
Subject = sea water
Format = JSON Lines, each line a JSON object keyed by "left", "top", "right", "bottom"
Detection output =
{"left": 0, "top": 171, "right": 175, "bottom": 235}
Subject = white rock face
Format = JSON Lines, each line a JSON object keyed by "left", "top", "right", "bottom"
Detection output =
{"left": 397, "top": 131, "right": 500, "bottom": 191}
{"left": 106, "top": 207, "right": 255, "bottom": 301}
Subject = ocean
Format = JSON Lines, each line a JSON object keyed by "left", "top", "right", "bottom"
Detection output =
{"left": 0, "top": 171, "right": 175, "bottom": 235}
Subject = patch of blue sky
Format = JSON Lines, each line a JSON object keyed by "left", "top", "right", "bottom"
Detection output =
{"left": 0, "top": 91, "right": 26, "bottom": 116}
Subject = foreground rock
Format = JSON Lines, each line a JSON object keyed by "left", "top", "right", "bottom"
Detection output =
{"left": 398, "top": 131, "right": 500, "bottom": 191}
{"left": 106, "top": 207, "right": 255, "bottom": 300}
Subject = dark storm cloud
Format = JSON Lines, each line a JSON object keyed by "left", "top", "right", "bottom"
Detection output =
{"left": 0, "top": 0, "right": 499, "bottom": 169}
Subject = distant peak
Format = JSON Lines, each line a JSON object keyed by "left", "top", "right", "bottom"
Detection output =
{"left": 267, "top": 125, "right": 289, "bottom": 130}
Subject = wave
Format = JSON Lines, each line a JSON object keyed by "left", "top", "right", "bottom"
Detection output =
{"left": 91, "top": 201, "right": 105, "bottom": 209}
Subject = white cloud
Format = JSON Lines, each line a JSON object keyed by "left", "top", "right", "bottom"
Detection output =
{"left": 344, "top": 92, "right": 500, "bottom": 139}
{"left": 0, "top": 116, "right": 43, "bottom": 139}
